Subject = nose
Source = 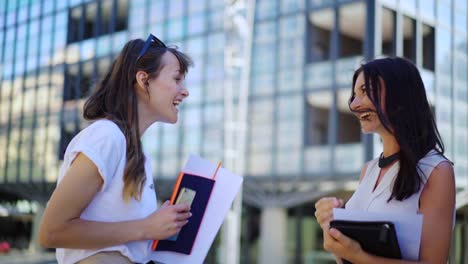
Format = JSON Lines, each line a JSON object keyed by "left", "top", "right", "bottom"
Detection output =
{"left": 350, "top": 95, "right": 361, "bottom": 111}
{"left": 181, "top": 86, "right": 189, "bottom": 98}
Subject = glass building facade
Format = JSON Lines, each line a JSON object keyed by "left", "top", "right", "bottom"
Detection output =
{"left": 0, "top": 0, "right": 467, "bottom": 263}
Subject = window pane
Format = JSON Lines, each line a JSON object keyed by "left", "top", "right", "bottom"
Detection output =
{"left": 422, "top": 24, "right": 435, "bottom": 71}
{"left": 307, "top": 8, "right": 333, "bottom": 62}
{"left": 339, "top": 2, "right": 365, "bottom": 58}
{"left": 381, "top": 8, "right": 395, "bottom": 56}
{"left": 402, "top": 16, "right": 415, "bottom": 63}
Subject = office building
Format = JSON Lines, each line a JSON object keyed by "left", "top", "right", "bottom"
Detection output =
{"left": 0, "top": 0, "right": 466, "bottom": 263}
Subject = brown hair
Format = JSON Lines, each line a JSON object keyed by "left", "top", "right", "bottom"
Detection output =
{"left": 83, "top": 38, "right": 193, "bottom": 201}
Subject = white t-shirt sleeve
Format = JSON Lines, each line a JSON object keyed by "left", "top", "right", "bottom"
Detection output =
{"left": 65, "top": 120, "right": 126, "bottom": 191}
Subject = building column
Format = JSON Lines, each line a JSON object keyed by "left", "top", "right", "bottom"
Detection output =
{"left": 259, "top": 207, "right": 287, "bottom": 264}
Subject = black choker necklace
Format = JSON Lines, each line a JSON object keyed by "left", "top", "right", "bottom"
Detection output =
{"left": 378, "top": 152, "right": 400, "bottom": 168}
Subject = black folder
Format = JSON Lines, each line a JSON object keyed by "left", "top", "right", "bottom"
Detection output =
{"left": 329, "top": 220, "right": 401, "bottom": 264}
{"left": 154, "top": 173, "right": 215, "bottom": 254}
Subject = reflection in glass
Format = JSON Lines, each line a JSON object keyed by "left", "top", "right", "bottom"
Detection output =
{"left": 255, "top": 21, "right": 277, "bottom": 43}
{"left": 309, "top": 0, "right": 334, "bottom": 8}
{"left": 278, "top": 68, "right": 302, "bottom": 92}
{"left": 248, "top": 152, "right": 272, "bottom": 176}
{"left": 422, "top": 24, "right": 435, "bottom": 71}
{"left": 188, "top": 13, "right": 206, "bottom": 36}
{"left": 420, "top": 0, "right": 435, "bottom": 20}
{"left": 437, "top": 1, "right": 452, "bottom": 26}
{"left": 276, "top": 150, "right": 301, "bottom": 174}
{"left": 277, "top": 120, "right": 302, "bottom": 149}
{"left": 307, "top": 8, "right": 333, "bottom": 63}
{"left": 305, "top": 62, "right": 332, "bottom": 89}
{"left": 339, "top": 2, "right": 365, "bottom": 58}
{"left": 251, "top": 74, "right": 275, "bottom": 96}
{"left": 167, "top": 18, "right": 185, "bottom": 41}
{"left": 208, "top": 9, "right": 223, "bottom": 31}
{"left": 305, "top": 91, "right": 330, "bottom": 146}
{"left": 403, "top": 16, "right": 415, "bottom": 63}
{"left": 279, "top": 38, "right": 303, "bottom": 68}
{"left": 256, "top": 0, "right": 278, "bottom": 20}
{"left": 400, "top": 0, "right": 416, "bottom": 14}
{"left": 304, "top": 145, "right": 330, "bottom": 173}
{"left": 188, "top": 0, "right": 206, "bottom": 14}
{"left": 281, "top": 0, "right": 304, "bottom": 14}
{"left": 252, "top": 42, "right": 276, "bottom": 74}
{"left": 168, "top": 0, "right": 184, "bottom": 18}
{"left": 381, "top": 8, "right": 395, "bottom": 56}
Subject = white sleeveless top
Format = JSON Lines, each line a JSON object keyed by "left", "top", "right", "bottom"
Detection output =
{"left": 346, "top": 150, "right": 448, "bottom": 213}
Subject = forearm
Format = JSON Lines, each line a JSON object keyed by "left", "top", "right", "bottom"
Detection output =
{"left": 354, "top": 251, "right": 427, "bottom": 264}
{"left": 40, "top": 218, "right": 147, "bottom": 249}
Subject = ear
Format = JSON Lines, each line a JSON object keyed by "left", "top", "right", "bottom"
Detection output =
{"left": 135, "top": 70, "right": 149, "bottom": 91}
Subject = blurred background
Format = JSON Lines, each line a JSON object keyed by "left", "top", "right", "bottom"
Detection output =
{"left": 0, "top": 0, "right": 466, "bottom": 263}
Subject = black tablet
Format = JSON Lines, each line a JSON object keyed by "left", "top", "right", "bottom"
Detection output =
{"left": 330, "top": 220, "right": 402, "bottom": 263}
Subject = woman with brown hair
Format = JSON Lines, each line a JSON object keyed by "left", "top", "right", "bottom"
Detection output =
{"left": 38, "top": 34, "right": 193, "bottom": 264}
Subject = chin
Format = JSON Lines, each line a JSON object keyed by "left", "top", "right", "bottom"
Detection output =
{"left": 168, "top": 116, "right": 178, "bottom": 124}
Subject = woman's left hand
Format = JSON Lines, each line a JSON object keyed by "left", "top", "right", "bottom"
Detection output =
{"left": 323, "top": 227, "right": 364, "bottom": 262}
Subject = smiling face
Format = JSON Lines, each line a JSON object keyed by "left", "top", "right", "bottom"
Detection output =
{"left": 136, "top": 51, "right": 189, "bottom": 124}
{"left": 350, "top": 71, "right": 387, "bottom": 135}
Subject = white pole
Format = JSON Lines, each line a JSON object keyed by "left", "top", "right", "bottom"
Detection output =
{"left": 221, "top": 0, "right": 255, "bottom": 263}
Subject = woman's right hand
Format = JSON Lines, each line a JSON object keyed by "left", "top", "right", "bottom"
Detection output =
{"left": 141, "top": 201, "right": 192, "bottom": 240}
{"left": 314, "top": 197, "right": 344, "bottom": 229}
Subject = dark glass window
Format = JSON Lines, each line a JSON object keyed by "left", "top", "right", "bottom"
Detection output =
{"left": 403, "top": 16, "right": 416, "bottom": 63}
{"left": 422, "top": 24, "right": 435, "bottom": 71}
{"left": 305, "top": 101, "right": 329, "bottom": 146}
{"left": 58, "top": 126, "right": 77, "bottom": 160}
{"left": 307, "top": 8, "right": 333, "bottom": 63}
{"left": 381, "top": 8, "right": 396, "bottom": 56}
{"left": 63, "top": 62, "right": 92, "bottom": 101}
{"left": 67, "top": 0, "right": 128, "bottom": 44}
{"left": 339, "top": 2, "right": 365, "bottom": 57}
{"left": 337, "top": 111, "right": 361, "bottom": 143}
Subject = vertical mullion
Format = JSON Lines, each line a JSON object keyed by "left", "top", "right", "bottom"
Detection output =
{"left": 363, "top": 0, "right": 376, "bottom": 162}
{"left": 272, "top": 1, "right": 279, "bottom": 176}
{"left": 5, "top": 0, "right": 19, "bottom": 183}
{"left": 328, "top": 4, "right": 339, "bottom": 174}
{"left": 29, "top": 0, "right": 44, "bottom": 183}
{"left": 0, "top": 0, "right": 8, "bottom": 184}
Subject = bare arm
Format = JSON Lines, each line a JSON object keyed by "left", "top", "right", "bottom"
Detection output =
{"left": 330, "top": 161, "right": 455, "bottom": 264}
{"left": 38, "top": 153, "right": 190, "bottom": 249}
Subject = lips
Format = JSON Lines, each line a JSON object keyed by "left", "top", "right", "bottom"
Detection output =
{"left": 173, "top": 99, "right": 181, "bottom": 110}
{"left": 357, "top": 111, "right": 375, "bottom": 121}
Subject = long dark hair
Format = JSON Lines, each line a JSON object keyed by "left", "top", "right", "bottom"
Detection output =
{"left": 349, "top": 57, "right": 446, "bottom": 201}
{"left": 83, "top": 38, "right": 192, "bottom": 201}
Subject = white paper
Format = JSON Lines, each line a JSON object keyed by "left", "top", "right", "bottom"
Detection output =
{"left": 333, "top": 208, "right": 423, "bottom": 261}
{"left": 151, "top": 154, "right": 243, "bottom": 264}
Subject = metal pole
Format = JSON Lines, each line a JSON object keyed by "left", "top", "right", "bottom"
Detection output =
{"left": 222, "top": 0, "right": 255, "bottom": 263}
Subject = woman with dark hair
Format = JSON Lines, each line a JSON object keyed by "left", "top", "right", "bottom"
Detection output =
{"left": 38, "top": 35, "right": 193, "bottom": 264}
{"left": 315, "top": 57, "right": 455, "bottom": 263}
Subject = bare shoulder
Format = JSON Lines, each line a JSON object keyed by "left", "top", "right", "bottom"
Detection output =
{"left": 420, "top": 160, "right": 455, "bottom": 207}
{"left": 425, "top": 161, "right": 455, "bottom": 188}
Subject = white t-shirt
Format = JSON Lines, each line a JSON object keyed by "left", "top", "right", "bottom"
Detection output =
{"left": 55, "top": 119, "right": 157, "bottom": 264}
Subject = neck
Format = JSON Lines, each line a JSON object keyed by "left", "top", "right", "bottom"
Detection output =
{"left": 137, "top": 101, "right": 156, "bottom": 137}
{"left": 380, "top": 132, "right": 400, "bottom": 157}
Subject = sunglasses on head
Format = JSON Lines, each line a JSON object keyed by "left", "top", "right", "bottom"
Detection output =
{"left": 136, "top": 34, "right": 167, "bottom": 62}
